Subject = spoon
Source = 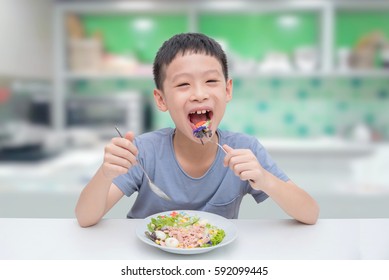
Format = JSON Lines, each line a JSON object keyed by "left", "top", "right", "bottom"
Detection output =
{"left": 115, "top": 127, "right": 171, "bottom": 201}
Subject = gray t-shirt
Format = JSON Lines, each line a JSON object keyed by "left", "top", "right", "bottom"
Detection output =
{"left": 113, "top": 128, "right": 289, "bottom": 219}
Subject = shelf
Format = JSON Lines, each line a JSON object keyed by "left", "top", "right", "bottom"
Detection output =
{"left": 332, "top": 69, "right": 389, "bottom": 78}
{"left": 65, "top": 69, "right": 389, "bottom": 80}
{"left": 233, "top": 70, "right": 389, "bottom": 79}
{"left": 65, "top": 72, "right": 152, "bottom": 80}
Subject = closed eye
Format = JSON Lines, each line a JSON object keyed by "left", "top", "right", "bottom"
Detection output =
{"left": 207, "top": 80, "right": 219, "bottom": 83}
{"left": 176, "top": 83, "right": 189, "bottom": 87}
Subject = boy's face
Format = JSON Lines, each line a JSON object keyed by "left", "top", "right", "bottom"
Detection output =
{"left": 154, "top": 52, "right": 232, "bottom": 144}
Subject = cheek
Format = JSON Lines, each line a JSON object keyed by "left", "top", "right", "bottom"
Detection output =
{"left": 214, "top": 104, "right": 227, "bottom": 122}
{"left": 168, "top": 93, "right": 189, "bottom": 109}
{"left": 165, "top": 99, "right": 183, "bottom": 119}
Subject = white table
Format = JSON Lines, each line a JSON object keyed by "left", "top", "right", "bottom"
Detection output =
{"left": 0, "top": 218, "right": 388, "bottom": 260}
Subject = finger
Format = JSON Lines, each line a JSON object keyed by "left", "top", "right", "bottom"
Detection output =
{"left": 222, "top": 144, "right": 234, "bottom": 167}
{"left": 223, "top": 144, "right": 233, "bottom": 153}
{"left": 239, "top": 170, "right": 257, "bottom": 183}
{"left": 105, "top": 143, "right": 138, "bottom": 165}
{"left": 231, "top": 161, "right": 254, "bottom": 176}
{"left": 227, "top": 153, "right": 250, "bottom": 170}
{"left": 104, "top": 153, "right": 133, "bottom": 170}
{"left": 111, "top": 137, "right": 138, "bottom": 157}
{"left": 124, "top": 131, "right": 135, "bottom": 142}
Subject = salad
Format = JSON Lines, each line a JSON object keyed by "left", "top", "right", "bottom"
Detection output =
{"left": 145, "top": 211, "right": 226, "bottom": 249}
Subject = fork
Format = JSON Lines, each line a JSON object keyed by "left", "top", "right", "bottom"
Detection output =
{"left": 201, "top": 131, "right": 228, "bottom": 154}
{"left": 115, "top": 127, "right": 171, "bottom": 201}
{"left": 197, "top": 129, "right": 255, "bottom": 183}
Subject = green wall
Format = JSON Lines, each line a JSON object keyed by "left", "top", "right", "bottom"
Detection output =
{"left": 81, "top": 14, "right": 188, "bottom": 63}
{"left": 199, "top": 12, "right": 318, "bottom": 60}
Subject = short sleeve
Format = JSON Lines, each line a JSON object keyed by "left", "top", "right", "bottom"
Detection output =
{"left": 249, "top": 138, "right": 290, "bottom": 203}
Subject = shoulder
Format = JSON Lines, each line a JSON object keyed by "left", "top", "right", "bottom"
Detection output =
{"left": 135, "top": 128, "right": 173, "bottom": 145}
{"left": 134, "top": 128, "right": 174, "bottom": 158}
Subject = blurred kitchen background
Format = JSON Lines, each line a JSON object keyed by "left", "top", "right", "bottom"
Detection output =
{"left": 1, "top": 0, "right": 389, "bottom": 219}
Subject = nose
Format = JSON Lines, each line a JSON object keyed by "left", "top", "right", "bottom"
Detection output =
{"left": 189, "top": 85, "right": 209, "bottom": 102}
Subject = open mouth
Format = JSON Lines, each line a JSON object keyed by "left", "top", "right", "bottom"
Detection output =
{"left": 188, "top": 109, "right": 213, "bottom": 130}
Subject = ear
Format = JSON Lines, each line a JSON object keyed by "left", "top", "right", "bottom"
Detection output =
{"left": 153, "top": 88, "right": 168, "bottom": 112}
{"left": 225, "top": 79, "right": 233, "bottom": 103}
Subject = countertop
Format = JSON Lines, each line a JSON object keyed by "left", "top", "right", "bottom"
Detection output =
{"left": 1, "top": 218, "right": 388, "bottom": 260}
{"left": 259, "top": 137, "right": 376, "bottom": 156}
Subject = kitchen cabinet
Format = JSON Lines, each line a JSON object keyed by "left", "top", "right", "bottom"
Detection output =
{"left": 335, "top": 5, "right": 389, "bottom": 74}
{"left": 53, "top": 2, "right": 192, "bottom": 135}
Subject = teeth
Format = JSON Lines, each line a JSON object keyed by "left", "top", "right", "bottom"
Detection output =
{"left": 190, "top": 110, "right": 210, "bottom": 115}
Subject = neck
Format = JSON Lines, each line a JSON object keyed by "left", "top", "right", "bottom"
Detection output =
{"left": 173, "top": 129, "right": 219, "bottom": 171}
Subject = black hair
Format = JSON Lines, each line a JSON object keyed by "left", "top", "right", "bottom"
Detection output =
{"left": 153, "top": 32, "right": 228, "bottom": 90}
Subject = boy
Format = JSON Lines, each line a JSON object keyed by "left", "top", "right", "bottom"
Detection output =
{"left": 75, "top": 33, "right": 319, "bottom": 227}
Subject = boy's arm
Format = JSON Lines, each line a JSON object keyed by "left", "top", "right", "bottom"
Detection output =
{"left": 75, "top": 166, "right": 124, "bottom": 227}
{"left": 258, "top": 176, "right": 319, "bottom": 225}
{"left": 223, "top": 144, "right": 319, "bottom": 225}
{"left": 75, "top": 131, "right": 138, "bottom": 227}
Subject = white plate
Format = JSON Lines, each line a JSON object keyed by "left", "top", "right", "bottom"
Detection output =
{"left": 135, "top": 210, "right": 238, "bottom": 255}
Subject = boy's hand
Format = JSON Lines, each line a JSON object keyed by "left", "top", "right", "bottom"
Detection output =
{"left": 101, "top": 131, "right": 139, "bottom": 181}
{"left": 222, "top": 144, "right": 266, "bottom": 190}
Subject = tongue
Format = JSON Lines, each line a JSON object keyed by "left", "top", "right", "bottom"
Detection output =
{"left": 190, "top": 113, "right": 207, "bottom": 125}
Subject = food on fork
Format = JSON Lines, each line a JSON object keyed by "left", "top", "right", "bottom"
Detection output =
{"left": 193, "top": 120, "right": 212, "bottom": 140}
